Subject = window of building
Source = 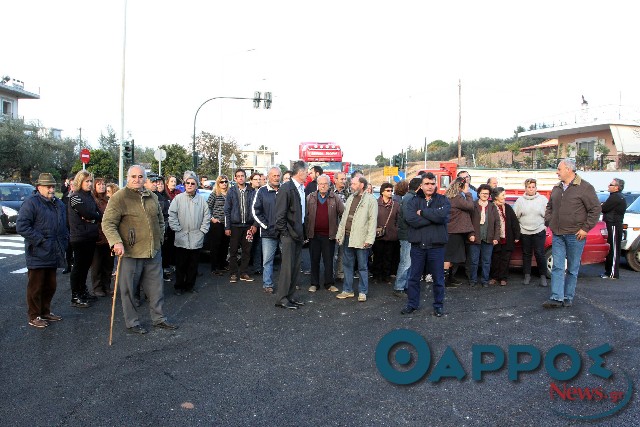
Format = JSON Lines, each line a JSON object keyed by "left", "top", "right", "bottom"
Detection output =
{"left": 576, "top": 137, "right": 596, "bottom": 161}
{"left": 2, "top": 99, "right": 13, "bottom": 116}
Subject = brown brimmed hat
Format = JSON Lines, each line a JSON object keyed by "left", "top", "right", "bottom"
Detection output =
{"left": 35, "top": 173, "right": 57, "bottom": 187}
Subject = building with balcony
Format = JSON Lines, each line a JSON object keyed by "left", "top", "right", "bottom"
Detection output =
{"left": 518, "top": 103, "right": 640, "bottom": 170}
{"left": 0, "top": 76, "right": 40, "bottom": 120}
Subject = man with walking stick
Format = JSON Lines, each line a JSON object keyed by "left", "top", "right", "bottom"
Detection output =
{"left": 102, "top": 165, "right": 178, "bottom": 335}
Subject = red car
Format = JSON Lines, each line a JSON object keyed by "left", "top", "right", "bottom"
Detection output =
{"left": 505, "top": 195, "right": 609, "bottom": 277}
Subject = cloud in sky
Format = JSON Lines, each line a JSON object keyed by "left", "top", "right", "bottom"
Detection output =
{"left": 5, "top": 0, "right": 639, "bottom": 165}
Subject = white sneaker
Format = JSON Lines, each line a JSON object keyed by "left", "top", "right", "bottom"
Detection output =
{"left": 308, "top": 285, "right": 317, "bottom": 293}
{"left": 328, "top": 285, "right": 339, "bottom": 292}
{"left": 358, "top": 294, "right": 367, "bottom": 302}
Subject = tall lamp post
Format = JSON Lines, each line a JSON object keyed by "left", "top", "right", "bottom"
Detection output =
{"left": 192, "top": 92, "right": 272, "bottom": 171}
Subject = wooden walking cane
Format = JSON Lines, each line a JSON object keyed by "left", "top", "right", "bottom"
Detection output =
{"left": 109, "top": 255, "right": 123, "bottom": 346}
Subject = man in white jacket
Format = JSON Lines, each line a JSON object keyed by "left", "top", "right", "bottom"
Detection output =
{"left": 168, "top": 171, "right": 211, "bottom": 295}
{"left": 513, "top": 178, "right": 548, "bottom": 286}
{"left": 335, "top": 176, "right": 378, "bottom": 302}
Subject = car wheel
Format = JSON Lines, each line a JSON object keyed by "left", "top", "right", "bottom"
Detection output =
{"left": 544, "top": 248, "right": 553, "bottom": 279}
{"left": 626, "top": 249, "right": 640, "bottom": 272}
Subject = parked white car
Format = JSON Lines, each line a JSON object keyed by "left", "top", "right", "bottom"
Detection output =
{"left": 622, "top": 197, "right": 640, "bottom": 271}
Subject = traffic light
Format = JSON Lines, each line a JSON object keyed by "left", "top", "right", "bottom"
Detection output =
{"left": 263, "top": 92, "right": 272, "bottom": 109}
{"left": 392, "top": 155, "right": 400, "bottom": 168}
{"left": 123, "top": 140, "right": 133, "bottom": 162}
{"left": 253, "top": 91, "right": 261, "bottom": 109}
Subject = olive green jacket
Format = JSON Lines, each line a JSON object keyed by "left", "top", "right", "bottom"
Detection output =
{"left": 102, "top": 186, "right": 164, "bottom": 258}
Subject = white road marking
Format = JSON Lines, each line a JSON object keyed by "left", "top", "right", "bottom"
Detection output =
{"left": 0, "top": 248, "right": 24, "bottom": 255}
{"left": 11, "top": 267, "right": 28, "bottom": 274}
{"left": 0, "top": 241, "right": 25, "bottom": 248}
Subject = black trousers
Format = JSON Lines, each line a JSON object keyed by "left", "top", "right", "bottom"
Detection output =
{"left": 276, "top": 235, "right": 302, "bottom": 305}
{"left": 162, "top": 228, "right": 176, "bottom": 269}
{"left": 228, "top": 226, "right": 252, "bottom": 275}
{"left": 309, "top": 235, "right": 335, "bottom": 287}
{"left": 372, "top": 239, "right": 399, "bottom": 280}
{"left": 490, "top": 242, "right": 512, "bottom": 281}
{"left": 521, "top": 230, "right": 546, "bottom": 276}
{"left": 175, "top": 247, "right": 200, "bottom": 291}
{"left": 209, "top": 222, "right": 230, "bottom": 271}
{"left": 91, "top": 243, "right": 113, "bottom": 293}
{"left": 605, "top": 222, "right": 623, "bottom": 278}
{"left": 70, "top": 241, "right": 96, "bottom": 296}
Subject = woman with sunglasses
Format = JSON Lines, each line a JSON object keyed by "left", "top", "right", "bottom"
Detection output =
{"left": 207, "top": 175, "right": 231, "bottom": 275}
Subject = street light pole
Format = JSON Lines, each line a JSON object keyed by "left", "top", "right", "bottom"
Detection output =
{"left": 192, "top": 94, "right": 272, "bottom": 171}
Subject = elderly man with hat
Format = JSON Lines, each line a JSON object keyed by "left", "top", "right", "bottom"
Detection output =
{"left": 168, "top": 170, "right": 211, "bottom": 295}
{"left": 17, "top": 173, "right": 69, "bottom": 328}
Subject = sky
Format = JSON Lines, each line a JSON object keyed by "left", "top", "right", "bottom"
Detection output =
{"left": 4, "top": 0, "right": 640, "bottom": 165}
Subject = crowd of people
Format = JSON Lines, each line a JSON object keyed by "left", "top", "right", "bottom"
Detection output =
{"left": 18, "top": 158, "right": 617, "bottom": 329}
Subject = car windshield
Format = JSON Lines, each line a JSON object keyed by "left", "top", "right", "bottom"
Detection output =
{"left": 0, "top": 185, "right": 34, "bottom": 201}
{"left": 627, "top": 196, "right": 640, "bottom": 213}
{"left": 308, "top": 161, "right": 342, "bottom": 172}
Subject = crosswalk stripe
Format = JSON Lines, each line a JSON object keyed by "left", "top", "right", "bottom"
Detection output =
{"left": 0, "top": 248, "right": 24, "bottom": 255}
{"left": 10, "top": 267, "right": 28, "bottom": 274}
{"left": 0, "top": 235, "right": 24, "bottom": 241}
{"left": 0, "top": 241, "right": 25, "bottom": 248}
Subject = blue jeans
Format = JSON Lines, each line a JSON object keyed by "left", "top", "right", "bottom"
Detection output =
{"left": 394, "top": 240, "right": 411, "bottom": 290}
{"left": 550, "top": 234, "right": 586, "bottom": 303}
{"left": 261, "top": 237, "right": 279, "bottom": 288}
{"left": 468, "top": 242, "right": 494, "bottom": 284}
{"left": 407, "top": 245, "right": 445, "bottom": 310}
{"left": 342, "top": 235, "right": 369, "bottom": 295}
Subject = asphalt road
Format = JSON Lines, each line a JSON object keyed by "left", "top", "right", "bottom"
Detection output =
{"left": 1, "top": 236, "right": 638, "bottom": 426}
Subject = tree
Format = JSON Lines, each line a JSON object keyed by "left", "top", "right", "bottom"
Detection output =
{"left": 71, "top": 149, "right": 118, "bottom": 180}
{"left": 195, "top": 132, "right": 245, "bottom": 178}
{"left": 97, "top": 126, "right": 119, "bottom": 161}
{"left": 505, "top": 142, "right": 522, "bottom": 166}
{"left": 595, "top": 141, "right": 611, "bottom": 170}
{"left": 428, "top": 140, "right": 449, "bottom": 152}
{"left": 152, "top": 143, "right": 191, "bottom": 179}
{"left": 576, "top": 149, "right": 591, "bottom": 170}
{"left": 374, "top": 151, "right": 388, "bottom": 167}
{"left": 0, "top": 118, "right": 78, "bottom": 182}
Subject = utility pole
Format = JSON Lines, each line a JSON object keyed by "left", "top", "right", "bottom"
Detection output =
{"left": 119, "top": 0, "right": 128, "bottom": 188}
{"left": 424, "top": 137, "right": 428, "bottom": 169}
{"left": 458, "top": 78, "right": 462, "bottom": 165}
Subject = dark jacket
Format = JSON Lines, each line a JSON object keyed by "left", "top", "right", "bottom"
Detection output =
{"left": 275, "top": 180, "right": 305, "bottom": 242}
{"left": 305, "top": 179, "right": 318, "bottom": 196}
{"left": 495, "top": 203, "right": 521, "bottom": 250}
{"left": 404, "top": 190, "right": 450, "bottom": 248}
{"left": 155, "top": 190, "right": 171, "bottom": 221}
{"left": 252, "top": 184, "right": 279, "bottom": 239}
{"left": 469, "top": 202, "right": 501, "bottom": 245}
{"left": 601, "top": 191, "right": 626, "bottom": 224}
{"left": 305, "top": 190, "right": 345, "bottom": 239}
{"left": 93, "top": 192, "right": 110, "bottom": 246}
{"left": 375, "top": 196, "right": 400, "bottom": 241}
{"left": 17, "top": 192, "right": 69, "bottom": 269}
{"left": 447, "top": 192, "right": 475, "bottom": 234}
{"left": 224, "top": 185, "right": 256, "bottom": 229}
{"left": 545, "top": 174, "right": 601, "bottom": 235}
{"left": 68, "top": 189, "right": 102, "bottom": 243}
{"left": 396, "top": 190, "right": 416, "bottom": 241}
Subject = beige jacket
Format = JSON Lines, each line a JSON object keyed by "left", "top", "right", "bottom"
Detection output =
{"left": 336, "top": 192, "right": 378, "bottom": 248}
